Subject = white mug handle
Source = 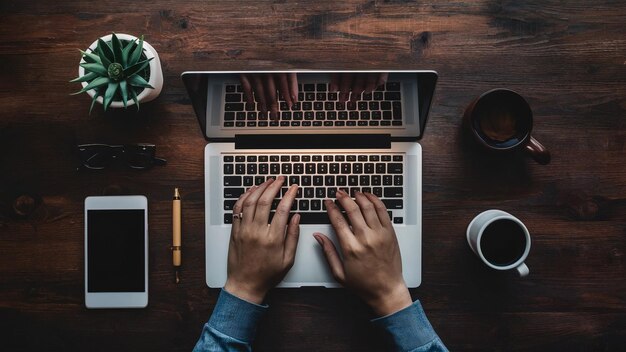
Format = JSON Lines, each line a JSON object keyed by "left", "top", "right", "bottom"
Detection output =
{"left": 516, "top": 263, "right": 529, "bottom": 277}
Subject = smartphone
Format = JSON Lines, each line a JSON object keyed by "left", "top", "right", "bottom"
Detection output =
{"left": 84, "top": 196, "right": 148, "bottom": 308}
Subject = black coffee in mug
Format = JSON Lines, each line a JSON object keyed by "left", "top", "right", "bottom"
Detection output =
{"left": 480, "top": 219, "right": 527, "bottom": 266}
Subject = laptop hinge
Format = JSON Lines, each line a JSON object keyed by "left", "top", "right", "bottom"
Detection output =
{"left": 234, "top": 134, "right": 391, "bottom": 149}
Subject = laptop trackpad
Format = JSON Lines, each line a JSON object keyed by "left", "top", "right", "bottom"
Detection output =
{"left": 280, "top": 225, "right": 340, "bottom": 288}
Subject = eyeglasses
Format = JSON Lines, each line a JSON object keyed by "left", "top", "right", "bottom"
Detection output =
{"left": 76, "top": 143, "right": 167, "bottom": 170}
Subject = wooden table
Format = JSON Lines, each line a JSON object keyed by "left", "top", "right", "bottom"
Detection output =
{"left": 1, "top": 1, "right": 625, "bottom": 351}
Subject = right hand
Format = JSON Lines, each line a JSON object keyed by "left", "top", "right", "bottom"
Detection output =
{"left": 313, "top": 190, "right": 412, "bottom": 317}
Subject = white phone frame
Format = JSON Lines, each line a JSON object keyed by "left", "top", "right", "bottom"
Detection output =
{"left": 84, "top": 195, "right": 148, "bottom": 309}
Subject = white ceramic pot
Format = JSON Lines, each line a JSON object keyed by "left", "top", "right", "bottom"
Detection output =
{"left": 78, "top": 33, "right": 163, "bottom": 108}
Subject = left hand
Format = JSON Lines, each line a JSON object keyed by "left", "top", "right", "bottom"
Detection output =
{"left": 224, "top": 177, "right": 301, "bottom": 304}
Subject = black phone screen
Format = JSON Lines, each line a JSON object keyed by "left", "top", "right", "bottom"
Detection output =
{"left": 87, "top": 209, "right": 145, "bottom": 292}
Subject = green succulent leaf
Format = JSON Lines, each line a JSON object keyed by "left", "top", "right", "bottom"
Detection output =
{"left": 128, "top": 74, "right": 154, "bottom": 89}
{"left": 80, "top": 62, "right": 108, "bottom": 76}
{"left": 89, "top": 90, "right": 101, "bottom": 115}
{"left": 97, "top": 38, "right": 114, "bottom": 68}
{"left": 123, "top": 57, "right": 153, "bottom": 78}
{"left": 130, "top": 86, "right": 140, "bottom": 111}
{"left": 111, "top": 33, "right": 124, "bottom": 65}
{"left": 121, "top": 39, "right": 137, "bottom": 67}
{"left": 70, "top": 71, "right": 98, "bottom": 83}
{"left": 129, "top": 35, "right": 144, "bottom": 66}
{"left": 79, "top": 49, "right": 102, "bottom": 64}
{"left": 103, "top": 81, "right": 119, "bottom": 111}
{"left": 119, "top": 80, "right": 128, "bottom": 108}
{"left": 71, "top": 76, "right": 110, "bottom": 95}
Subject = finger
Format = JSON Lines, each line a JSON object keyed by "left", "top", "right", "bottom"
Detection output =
{"left": 254, "top": 176, "right": 284, "bottom": 224}
{"left": 271, "top": 184, "right": 298, "bottom": 230}
{"left": 329, "top": 73, "right": 340, "bottom": 92}
{"left": 283, "top": 214, "right": 301, "bottom": 265}
{"left": 239, "top": 74, "right": 255, "bottom": 105}
{"left": 354, "top": 191, "right": 381, "bottom": 229}
{"left": 242, "top": 179, "right": 274, "bottom": 225}
{"left": 363, "top": 192, "right": 393, "bottom": 229}
{"left": 335, "top": 189, "right": 368, "bottom": 231}
{"left": 276, "top": 74, "right": 292, "bottom": 109}
{"left": 376, "top": 72, "right": 389, "bottom": 89}
{"left": 288, "top": 73, "right": 299, "bottom": 105}
{"left": 264, "top": 75, "right": 279, "bottom": 120}
{"left": 365, "top": 73, "right": 379, "bottom": 93}
{"left": 324, "top": 198, "right": 358, "bottom": 250}
{"left": 251, "top": 74, "right": 267, "bottom": 118}
{"left": 313, "top": 233, "right": 346, "bottom": 283}
{"left": 231, "top": 187, "right": 255, "bottom": 236}
{"left": 338, "top": 73, "right": 353, "bottom": 102}
{"left": 350, "top": 74, "right": 366, "bottom": 102}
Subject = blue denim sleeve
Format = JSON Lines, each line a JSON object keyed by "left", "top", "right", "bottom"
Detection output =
{"left": 371, "top": 300, "right": 448, "bottom": 352}
{"left": 193, "top": 289, "right": 268, "bottom": 352}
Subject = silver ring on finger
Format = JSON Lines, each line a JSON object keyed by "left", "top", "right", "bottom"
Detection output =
{"left": 233, "top": 212, "right": 243, "bottom": 220}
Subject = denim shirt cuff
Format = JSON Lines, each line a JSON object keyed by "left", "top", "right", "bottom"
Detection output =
{"left": 208, "top": 289, "right": 269, "bottom": 343}
{"left": 371, "top": 300, "right": 438, "bottom": 351}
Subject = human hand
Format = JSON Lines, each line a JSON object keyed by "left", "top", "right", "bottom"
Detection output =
{"left": 329, "top": 72, "right": 389, "bottom": 102}
{"left": 313, "top": 190, "right": 412, "bottom": 317}
{"left": 224, "top": 177, "right": 300, "bottom": 304}
{"left": 239, "top": 73, "right": 298, "bottom": 119}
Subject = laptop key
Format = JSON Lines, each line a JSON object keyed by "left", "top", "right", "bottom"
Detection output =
{"left": 382, "top": 199, "right": 403, "bottom": 209}
{"left": 224, "top": 176, "right": 242, "bottom": 186}
{"left": 387, "top": 163, "right": 403, "bottom": 173}
{"left": 225, "top": 85, "right": 236, "bottom": 93}
{"left": 311, "top": 200, "right": 321, "bottom": 210}
{"left": 384, "top": 187, "right": 403, "bottom": 198}
{"left": 385, "top": 92, "right": 401, "bottom": 100}
{"left": 224, "top": 188, "right": 245, "bottom": 198}
{"left": 394, "top": 175, "right": 403, "bottom": 186}
{"left": 225, "top": 103, "right": 245, "bottom": 111}
{"left": 224, "top": 213, "right": 233, "bottom": 224}
{"left": 224, "top": 200, "right": 236, "bottom": 210}
{"left": 225, "top": 93, "right": 241, "bottom": 102}
{"left": 299, "top": 200, "right": 309, "bottom": 211}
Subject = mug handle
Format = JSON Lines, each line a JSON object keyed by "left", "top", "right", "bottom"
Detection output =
{"left": 525, "top": 136, "right": 551, "bottom": 165}
{"left": 515, "top": 263, "right": 530, "bottom": 277}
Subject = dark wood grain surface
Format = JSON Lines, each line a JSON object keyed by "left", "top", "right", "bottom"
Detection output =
{"left": 1, "top": 0, "right": 625, "bottom": 351}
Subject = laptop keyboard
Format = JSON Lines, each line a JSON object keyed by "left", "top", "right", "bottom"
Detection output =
{"left": 222, "top": 153, "right": 405, "bottom": 225}
{"left": 222, "top": 82, "right": 403, "bottom": 128}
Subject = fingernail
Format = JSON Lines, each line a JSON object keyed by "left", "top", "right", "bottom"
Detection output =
{"left": 291, "top": 95, "right": 297, "bottom": 102}
{"left": 313, "top": 234, "right": 323, "bottom": 245}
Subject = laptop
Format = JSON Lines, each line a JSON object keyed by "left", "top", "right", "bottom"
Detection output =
{"left": 182, "top": 70, "right": 438, "bottom": 288}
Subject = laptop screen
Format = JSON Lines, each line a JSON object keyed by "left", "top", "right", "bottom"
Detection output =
{"left": 182, "top": 70, "right": 437, "bottom": 141}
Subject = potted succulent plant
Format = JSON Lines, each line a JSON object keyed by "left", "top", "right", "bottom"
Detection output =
{"left": 71, "top": 33, "right": 163, "bottom": 113}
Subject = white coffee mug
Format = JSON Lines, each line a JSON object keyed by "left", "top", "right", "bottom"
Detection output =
{"left": 466, "top": 210, "right": 531, "bottom": 277}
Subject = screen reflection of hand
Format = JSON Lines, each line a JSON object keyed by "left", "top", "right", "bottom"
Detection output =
{"left": 238, "top": 72, "right": 389, "bottom": 120}
{"left": 239, "top": 73, "right": 298, "bottom": 120}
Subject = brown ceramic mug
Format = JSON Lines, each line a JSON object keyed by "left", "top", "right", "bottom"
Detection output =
{"left": 464, "top": 89, "right": 550, "bottom": 165}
